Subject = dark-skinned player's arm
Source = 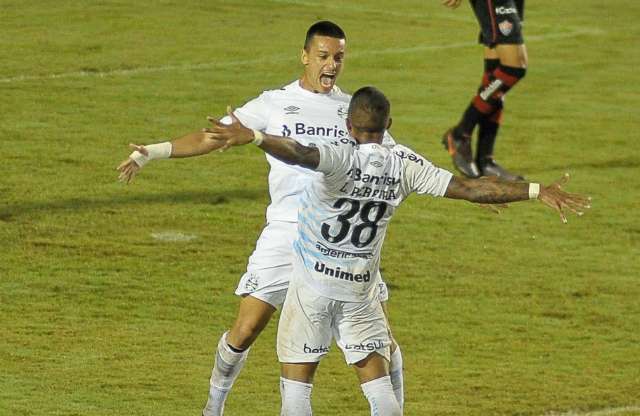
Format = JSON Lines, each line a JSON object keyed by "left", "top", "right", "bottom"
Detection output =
{"left": 205, "top": 107, "right": 320, "bottom": 170}
{"left": 445, "top": 175, "right": 591, "bottom": 223}
{"left": 209, "top": 107, "right": 591, "bottom": 224}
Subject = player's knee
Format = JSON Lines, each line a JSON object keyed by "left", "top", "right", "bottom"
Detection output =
{"left": 495, "top": 64, "right": 526, "bottom": 91}
{"left": 490, "top": 64, "right": 527, "bottom": 95}
{"left": 228, "top": 321, "right": 264, "bottom": 349}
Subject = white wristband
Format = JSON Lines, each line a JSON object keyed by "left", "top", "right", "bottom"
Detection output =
{"left": 529, "top": 183, "right": 540, "bottom": 200}
{"left": 129, "top": 141, "right": 172, "bottom": 167}
{"left": 252, "top": 130, "right": 264, "bottom": 146}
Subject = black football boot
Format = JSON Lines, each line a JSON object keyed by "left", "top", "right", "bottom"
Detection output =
{"left": 441, "top": 128, "right": 481, "bottom": 178}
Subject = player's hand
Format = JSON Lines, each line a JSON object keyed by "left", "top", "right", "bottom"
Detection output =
{"left": 538, "top": 173, "right": 591, "bottom": 223}
{"left": 116, "top": 144, "right": 147, "bottom": 184}
{"left": 442, "top": 0, "right": 462, "bottom": 9}
{"left": 203, "top": 106, "right": 254, "bottom": 152}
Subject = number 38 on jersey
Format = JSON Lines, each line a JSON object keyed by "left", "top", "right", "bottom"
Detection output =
{"left": 320, "top": 198, "right": 388, "bottom": 249}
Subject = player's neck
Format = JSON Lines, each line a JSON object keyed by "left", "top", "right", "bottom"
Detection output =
{"left": 354, "top": 131, "right": 384, "bottom": 144}
{"left": 298, "top": 78, "right": 332, "bottom": 95}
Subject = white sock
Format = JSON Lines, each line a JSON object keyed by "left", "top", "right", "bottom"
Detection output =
{"left": 202, "top": 332, "right": 250, "bottom": 416}
{"left": 361, "top": 376, "right": 402, "bottom": 416}
{"left": 389, "top": 346, "right": 404, "bottom": 409}
{"left": 280, "top": 377, "right": 313, "bottom": 416}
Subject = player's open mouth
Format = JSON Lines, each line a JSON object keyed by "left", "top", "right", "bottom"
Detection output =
{"left": 320, "top": 73, "right": 336, "bottom": 88}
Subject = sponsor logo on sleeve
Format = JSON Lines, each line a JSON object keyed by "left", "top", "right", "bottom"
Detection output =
{"left": 394, "top": 149, "right": 425, "bottom": 166}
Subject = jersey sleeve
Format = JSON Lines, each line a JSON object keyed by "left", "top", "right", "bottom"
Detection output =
{"left": 315, "top": 141, "right": 352, "bottom": 189}
{"left": 402, "top": 148, "right": 453, "bottom": 197}
{"left": 219, "top": 92, "right": 270, "bottom": 130}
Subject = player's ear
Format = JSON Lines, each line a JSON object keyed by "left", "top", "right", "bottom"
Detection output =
{"left": 386, "top": 117, "right": 392, "bottom": 130}
{"left": 346, "top": 117, "right": 353, "bottom": 134}
{"left": 301, "top": 48, "right": 309, "bottom": 66}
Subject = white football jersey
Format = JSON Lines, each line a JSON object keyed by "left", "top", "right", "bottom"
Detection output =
{"left": 293, "top": 140, "right": 453, "bottom": 302}
{"left": 224, "top": 80, "right": 396, "bottom": 223}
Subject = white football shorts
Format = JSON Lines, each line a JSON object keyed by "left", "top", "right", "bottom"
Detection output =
{"left": 235, "top": 221, "right": 390, "bottom": 308}
{"left": 277, "top": 276, "right": 391, "bottom": 365}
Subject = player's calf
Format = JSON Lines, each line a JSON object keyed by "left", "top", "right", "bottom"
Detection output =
{"left": 280, "top": 377, "right": 313, "bottom": 416}
{"left": 203, "top": 332, "right": 250, "bottom": 416}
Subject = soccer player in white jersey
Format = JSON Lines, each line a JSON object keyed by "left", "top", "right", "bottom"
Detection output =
{"left": 116, "top": 21, "right": 407, "bottom": 415}
{"left": 206, "top": 86, "right": 590, "bottom": 415}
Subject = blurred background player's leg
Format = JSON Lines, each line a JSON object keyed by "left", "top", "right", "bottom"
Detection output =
{"left": 443, "top": 0, "right": 527, "bottom": 180}
{"left": 476, "top": 42, "right": 527, "bottom": 180}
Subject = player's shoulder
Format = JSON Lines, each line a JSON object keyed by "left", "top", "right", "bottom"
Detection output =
{"left": 391, "top": 143, "right": 430, "bottom": 167}
{"left": 256, "top": 80, "right": 298, "bottom": 99}
{"left": 317, "top": 136, "right": 357, "bottom": 161}
{"left": 325, "top": 136, "right": 358, "bottom": 151}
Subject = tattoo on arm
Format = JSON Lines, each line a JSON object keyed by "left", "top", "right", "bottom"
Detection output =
{"left": 259, "top": 134, "right": 320, "bottom": 169}
{"left": 444, "top": 176, "right": 530, "bottom": 203}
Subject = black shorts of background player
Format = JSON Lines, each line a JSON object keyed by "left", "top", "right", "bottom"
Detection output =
{"left": 442, "top": 0, "right": 527, "bottom": 181}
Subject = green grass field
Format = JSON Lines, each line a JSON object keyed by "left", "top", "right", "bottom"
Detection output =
{"left": 1, "top": 1, "right": 639, "bottom": 415}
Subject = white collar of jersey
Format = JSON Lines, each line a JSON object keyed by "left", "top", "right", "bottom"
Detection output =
{"left": 358, "top": 142, "right": 382, "bottom": 148}
{"left": 293, "top": 79, "right": 338, "bottom": 98}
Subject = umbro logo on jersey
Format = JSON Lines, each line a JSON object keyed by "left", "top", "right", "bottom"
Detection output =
{"left": 284, "top": 105, "right": 300, "bottom": 114}
{"left": 337, "top": 105, "right": 348, "bottom": 119}
{"left": 370, "top": 161, "right": 383, "bottom": 168}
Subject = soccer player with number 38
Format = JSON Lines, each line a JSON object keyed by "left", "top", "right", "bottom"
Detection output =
{"left": 207, "top": 86, "right": 590, "bottom": 415}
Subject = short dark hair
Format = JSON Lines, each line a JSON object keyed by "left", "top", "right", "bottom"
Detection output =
{"left": 304, "top": 21, "right": 346, "bottom": 50}
{"left": 348, "top": 87, "right": 390, "bottom": 133}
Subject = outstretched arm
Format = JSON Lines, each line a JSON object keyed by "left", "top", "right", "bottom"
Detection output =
{"left": 116, "top": 131, "right": 226, "bottom": 183}
{"left": 445, "top": 174, "right": 591, "bottom": 223}
{"left": 204, "top": 107, "right": 320, "bottom": 170}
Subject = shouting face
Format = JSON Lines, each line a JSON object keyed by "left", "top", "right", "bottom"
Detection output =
{"left": 300, "top": 35, "right": 345, "bottom": 94}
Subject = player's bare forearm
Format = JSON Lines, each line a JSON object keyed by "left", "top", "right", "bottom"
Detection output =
{"left": 170, "top": 131, "right": 225, "bottom": 157}
{"left": 259, "top": 135, "right": 320, "bottom": 170}
{"left": 444, "top": 176, "right": 529, "bottom": 203}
